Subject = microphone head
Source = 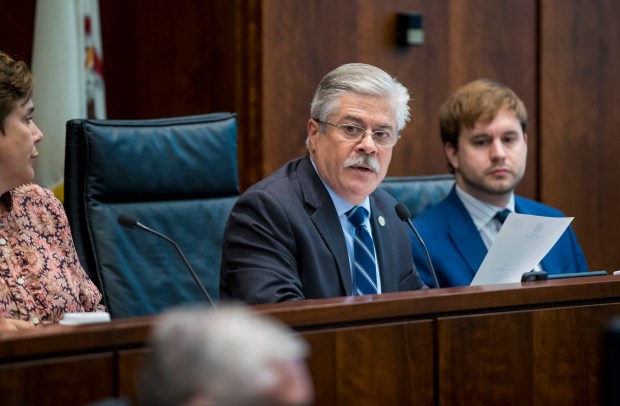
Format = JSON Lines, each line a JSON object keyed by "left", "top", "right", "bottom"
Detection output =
{"left": 117, "top": 214, "right": 139, "bottom": 229}
{"left": 395, "top": 203, "right": 412, "bottom": 222}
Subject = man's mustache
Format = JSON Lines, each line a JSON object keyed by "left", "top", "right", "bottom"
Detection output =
{"left": 344, "top": 154, "right": 380, "bottom": 173}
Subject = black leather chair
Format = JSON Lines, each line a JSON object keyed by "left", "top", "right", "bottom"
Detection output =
{"left": 64, "top": 113, "right": 239, "bottom": 318}
{"left": 379, "top": 174, "right": 455, "bottom": 218}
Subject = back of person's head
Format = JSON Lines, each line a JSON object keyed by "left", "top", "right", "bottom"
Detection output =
{"left": 310, "top": 63, "right": 411, "bottom": 133}
{"left": 0, "top": 51, "right": 34, "bottom": 133}
{"left": 439, "top": 78, "right": 527, "bottom": 148}
{"left": 137, "top": 304, "right": 313, "bottom": 406}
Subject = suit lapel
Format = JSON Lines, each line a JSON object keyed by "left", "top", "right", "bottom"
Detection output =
{"left": 445, "top": 189, "right": 488, "bottom": 275}
{"left": 297, "top": 157, "right": 353, "bottom": 295}
{"left": 369, "top": 194, "right": 398, "bottom": 292}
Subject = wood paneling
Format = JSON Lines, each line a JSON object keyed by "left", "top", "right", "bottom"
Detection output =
{"left": 259, "top": 0, "right": 538, "bottom": 199}
{"left": 118, "top": 348, "right": 149, "bottom": 400}
{"left": 438, "top": 303, "right": 620, "bottom": 405}
{"left": 445, "top": 0, "right": 538, "bottom": 198}
{"left": 540, "top": 0, "right": 620, "bottom": 272}
{"left": 96, "top": 0, "right": 540, "bottom": 192}
{"left": 0, "top": 353, "right": 115, "bottom": 406}
{"left": 99, "top": 1, "right": 239, "bottom": 120}
{"left": 0, "top": 0, "right": 36, "bottom": 63}
{"left": 98, "top": 0, "right": 263, "bottom": 190}
{"left": 1, "top": 276, "right": 619, "bottom": 405}
{"left": 303, "top": 320, "right": 434, "bottom": 405}
{"left": 439, "top": 311, "right": 535, "bottom": 405}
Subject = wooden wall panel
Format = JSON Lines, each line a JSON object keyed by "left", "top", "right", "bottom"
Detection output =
{"left": 0, "top": 0, "right": 36, "bottom": 63}
{"left": 302, "top": 320, "right": 434, "bottom": 405}
{"left": 0, "top": 353, "right": 115, "bottom": 405}
{"left": 439, "top": 311, "right": 534, "bottom": 405}
{"left": 446, "top": 0, "right": 538, "bottom": 198}
{"left": 260, "top": 0, "right": 538, "bottom": 199}
{"left": 0, "top": 0, "right": 538, "bottom": 194}
{"left": 260, "top": 0, "right": 452, "bottom": 179}
{"left": 438, "top": 303, "right": 620, "bottom": 406}
{"left": 99, "top": 0, "right": 264, "bottom": 189}
{"left": 118, "top": 348, "right": 150, "bottom": 401}
{"left": 99, "top": 0, "right": 238, "bottom": 120}
{"left": 1, "top": 277, "right": 619, "bottom": 405}
{"left": 540, "top": 0, "right": 620, "bottom": 272}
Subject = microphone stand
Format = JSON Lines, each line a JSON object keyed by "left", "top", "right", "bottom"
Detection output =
{"left": 118, "top": 215, "right": 216, "bottom": 307}
{"left": 395, "top": 203, "right": 440, "bottom": 289}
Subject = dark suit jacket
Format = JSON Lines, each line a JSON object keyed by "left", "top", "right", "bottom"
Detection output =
{"left": 220, "top": 156, "right": 424, "bottom": 304}
{"left": 412, "top": 187, "right": 589, "bottom": 287}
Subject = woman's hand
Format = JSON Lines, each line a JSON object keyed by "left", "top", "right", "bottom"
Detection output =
{"left": 0, "top": 318, "right": 35, "bottom": 333}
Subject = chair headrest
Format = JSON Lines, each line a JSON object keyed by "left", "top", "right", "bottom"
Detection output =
{"left": 82, "top": 113, "right": 238, "bottom": 201}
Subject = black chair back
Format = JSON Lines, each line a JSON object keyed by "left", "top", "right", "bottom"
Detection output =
{"left": 379, "top": 174, "right": 455, "bottom": 218}
{"left": 64, "top": 113, "right": 238, "bottom": 318}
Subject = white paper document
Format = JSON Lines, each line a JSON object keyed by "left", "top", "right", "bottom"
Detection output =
{"left": 470, "top": 213, "right": 573, "bottom": 286}
{"left": 59, "top": 312, "right": 111, "bottom": 326}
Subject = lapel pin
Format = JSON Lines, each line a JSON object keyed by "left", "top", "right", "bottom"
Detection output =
{"left": 378, "top": 216, "right": 386, "bottom": 226}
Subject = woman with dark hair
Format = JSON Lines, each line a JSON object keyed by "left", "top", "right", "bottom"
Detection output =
{"left": 0, "top": 51, "right": 104, "bottom": 332}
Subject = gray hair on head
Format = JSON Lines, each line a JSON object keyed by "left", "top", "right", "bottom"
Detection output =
{"left": 137, "top": 304, "right": 309, "bottom": 406}
{"left": 310, "top": 63, "right": 411, "bottom": 133}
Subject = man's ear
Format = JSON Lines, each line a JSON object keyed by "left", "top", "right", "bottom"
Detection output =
{"left": 307, "top": 119, "right": 320, "bottom": 151}
{"left": 444, "top": 142, "right": 459, "bottom": 170}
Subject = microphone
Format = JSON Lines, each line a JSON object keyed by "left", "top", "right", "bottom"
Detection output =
{"left": 395, "top": 203, "right": 440, "bottom": 288}
{"left": 521, "top": 269, "right": 608, "bottom": 282}
{"left": 117, "top": 214, "right": 216, "bottom": 307}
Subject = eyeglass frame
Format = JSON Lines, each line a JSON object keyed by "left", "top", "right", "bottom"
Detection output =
{"left": 313, "top": 119, "right": 401, "bottom": 147}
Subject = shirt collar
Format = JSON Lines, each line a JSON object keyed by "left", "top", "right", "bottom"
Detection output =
{"left": 455, "top": 184, "right": 515, "bottom": 231}
{"left": 310, "top": 158, "right": 370, "bottom": 216}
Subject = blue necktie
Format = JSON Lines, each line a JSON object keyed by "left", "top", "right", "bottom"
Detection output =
{"left": 346, "top": 206, "right": 378, "bottom": 295}
{"left": 495, "top": 208, "right": 511, "bottom": 225}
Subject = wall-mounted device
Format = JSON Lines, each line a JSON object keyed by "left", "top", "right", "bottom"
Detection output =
{"left": 396, "top": 12, "right": 424, "bottom": 46}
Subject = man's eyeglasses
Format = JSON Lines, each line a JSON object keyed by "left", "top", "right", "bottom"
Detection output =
{"left": 314, "top": 119, "right": 400, "bottom": 147}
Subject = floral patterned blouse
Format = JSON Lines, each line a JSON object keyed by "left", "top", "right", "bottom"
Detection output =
{"left": 0, "top": 184, "right": 105, "bottom": 326}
